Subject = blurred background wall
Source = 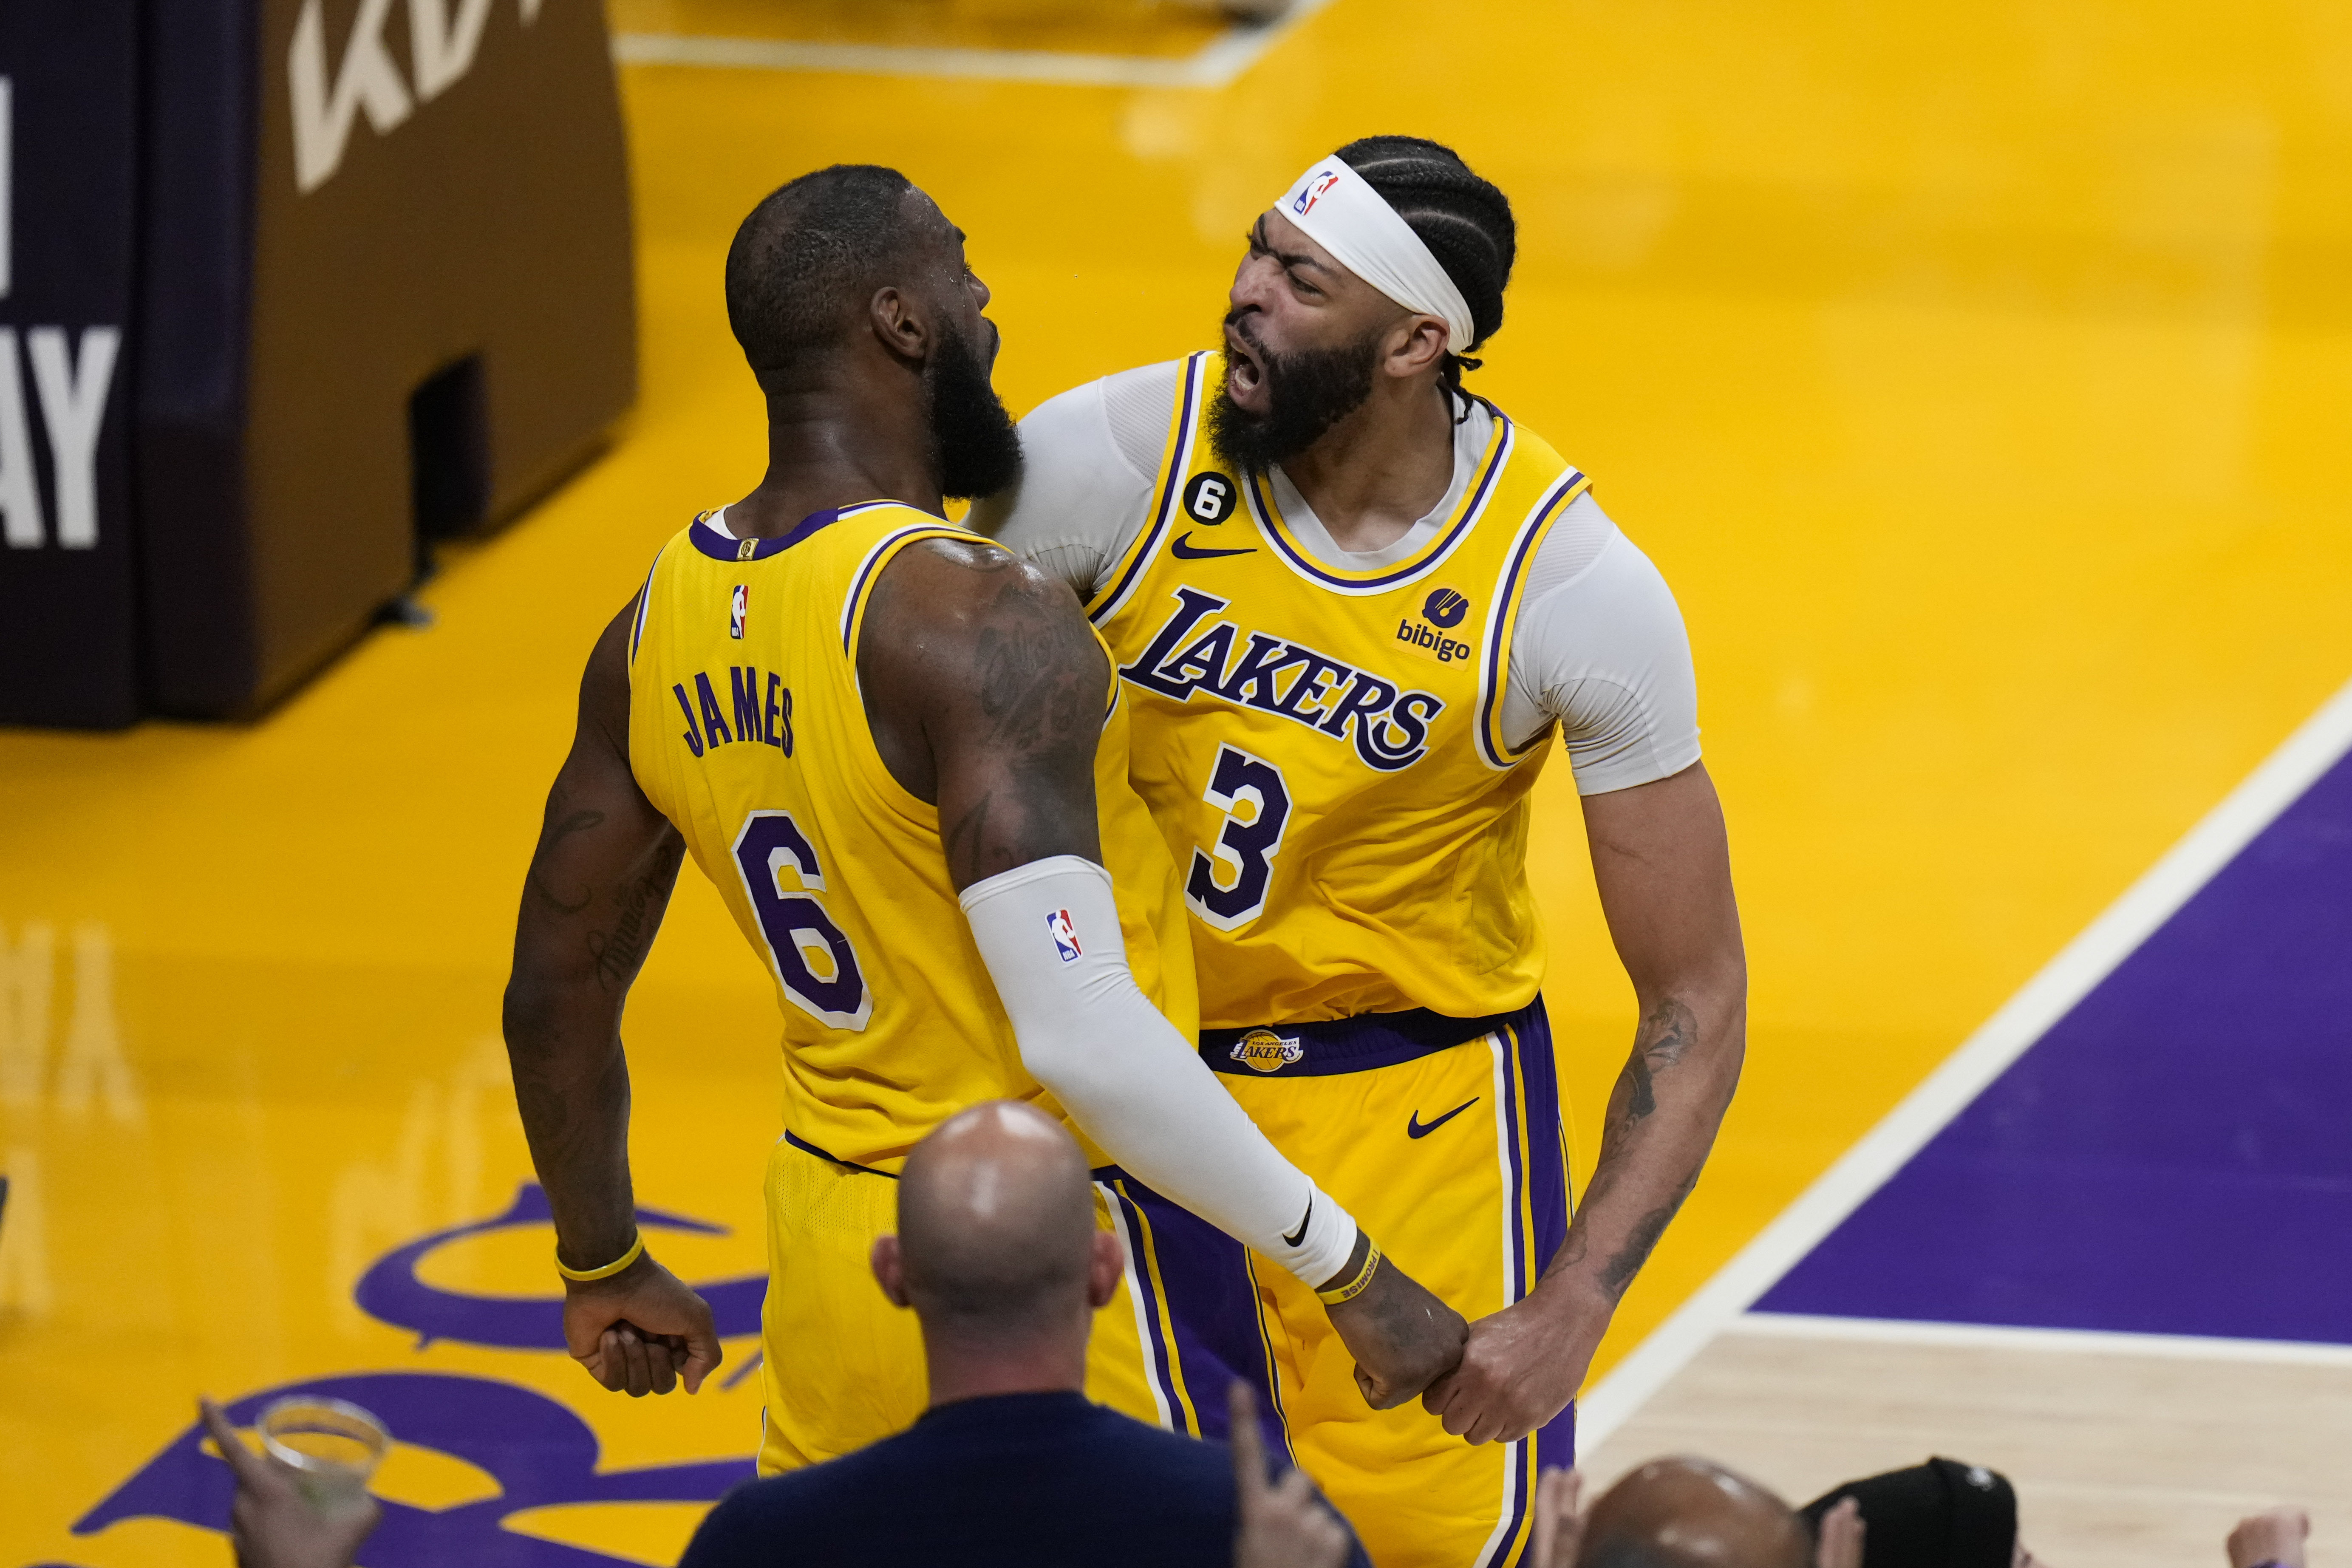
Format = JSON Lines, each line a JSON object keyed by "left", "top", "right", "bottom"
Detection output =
{"left": 0, "top": 0, "right": 636, "bottom": 727}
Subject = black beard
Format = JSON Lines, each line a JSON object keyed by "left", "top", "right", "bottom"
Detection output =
{"left": 928, "top": 323, "right": 1023, "bottom": 501}
{"left": 1208, "top": 320, "right": 1382, "bottom": 476}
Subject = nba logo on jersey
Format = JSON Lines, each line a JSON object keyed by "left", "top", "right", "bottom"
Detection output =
{"left": 729, "top": 584, "right": 748, "bottom": 640}
{"left": 1046, "top": 908, "right": 1082, "bottom": 961}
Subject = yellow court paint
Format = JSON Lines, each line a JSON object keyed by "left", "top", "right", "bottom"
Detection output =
{"left": 6, "top": 3, "right": 2352, "bottom": 1562}
{"left": 610, "top": 0, "right": 1231, "bottom": 59}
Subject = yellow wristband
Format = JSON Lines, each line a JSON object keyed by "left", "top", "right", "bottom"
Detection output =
{"left": 555, "top": 1232, "right": 645, "bottom": 1283}
{"left": 1315, "top": 1235, "right": 1382, "bottom": 1305}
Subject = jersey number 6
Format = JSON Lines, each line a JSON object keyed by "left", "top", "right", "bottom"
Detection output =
{"left": 733, "top": 811, "right": 873, "bottom": 1031}
{"left": 1186, "top": 744, "right": 1291, "bottom": 931}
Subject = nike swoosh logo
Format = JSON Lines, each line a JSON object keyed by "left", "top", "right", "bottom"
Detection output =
{"left": 1407, "top": 1098, "right": 1480, "bottom": 1139}
{"left": 1171, "top": 532, "right": 1255, "bottom": 560}
{"left": 1282, "top": 1195, "right": 1312, "bottom": 1248}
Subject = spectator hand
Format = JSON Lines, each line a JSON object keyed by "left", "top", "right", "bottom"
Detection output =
{"left": 1528, "top": 1467, "right": 1585, "bottom": 1568}
{"left": 198, "top": 1398, "right": 382, "bottom": 1568}
{"left": 560, "top": 1251, "right": 723, "bottom": 1395}
{"left": 1419, "top": 1286, "right": 1604, "bottom": 1444}
{"left": 2227, "top": 1507, "right": 2310, "bottom": 1568}
{"left": 1814, "top": 1496, "right": 1865, "bottom": 1568}
{"left": 1324, "top": 1252, "right": 1467, "bottom": 1410}
{"left": 1231, "top": 1382, "right": 1350, "bottom": 1568}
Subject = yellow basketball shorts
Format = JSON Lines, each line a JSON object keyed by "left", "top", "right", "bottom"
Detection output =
{"left": 753, "top": 1132, "right": 1169, "bottom": 1475}
{"left": 1102, "top": 999, "right": 1575, "bottom": 1568}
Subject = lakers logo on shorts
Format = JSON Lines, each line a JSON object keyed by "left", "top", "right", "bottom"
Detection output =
{"left": 1229, "top": 1029, "right": 1304, "bottom": 1073}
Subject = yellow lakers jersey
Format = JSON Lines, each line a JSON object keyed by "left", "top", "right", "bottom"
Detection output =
{"left": 1089, "top": 353, "right": 1591, "bottom": 1028}
{"left": 627, "top": 501, "right": 1198, "bottom": 1169}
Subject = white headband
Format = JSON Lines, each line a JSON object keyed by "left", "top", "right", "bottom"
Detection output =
{"left": 1273, "top": 156, "right": 1477, "bottom": 354}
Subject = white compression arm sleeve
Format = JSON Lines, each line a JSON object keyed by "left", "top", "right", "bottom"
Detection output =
{"left": 961, "top": 855, "right": 1360, "bottom": 1287}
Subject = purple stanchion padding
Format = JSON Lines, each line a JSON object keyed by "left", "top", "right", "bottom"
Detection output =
{"left": 1756, "top": 748, "right": 2352, "bottom": 1345}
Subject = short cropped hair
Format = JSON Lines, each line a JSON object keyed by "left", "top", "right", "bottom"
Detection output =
{"left": 725, "top": 164, "right": 919, "bottom": 384}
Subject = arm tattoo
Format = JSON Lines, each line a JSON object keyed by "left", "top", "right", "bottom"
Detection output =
{"left": 1598, "top": 1166, "right": 1700, "bottom": 1298}
{"left": 940, "top": 577, "right": 1105, "bottom": 885}
{"left": 1620, "top": 997, "right": 1697, "bottom": 1122}
{"left": 586, "top": 837, "right": 684, "bottom": 992}
{"left": 527, "top": 805, "right": 606, "bottom": 914}
{"left": 1543, "top": 996, "right": 1709, "bottom": 1293}
{"left": 507, "top": 1028, "right": 637, "bottom": 1258}
{"left": 972, "top": 580, "right": 1100, "bottom": 761}
{"left": 943, "top": 791, "right": 995, "bottom": 883}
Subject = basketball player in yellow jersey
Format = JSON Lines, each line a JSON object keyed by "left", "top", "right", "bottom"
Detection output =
{"left": 499, "top": 164, "right": 1467, "bottom": 1473}
{"left": 974, "top": 137, "right": 1748, "bottom": 1566}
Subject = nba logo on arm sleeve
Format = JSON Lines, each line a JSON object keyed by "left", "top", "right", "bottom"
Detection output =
{"left": 729, "top": 584, "right": 748, "bottom": 640}
{"left": 1047, "top": 908, "right": 1082, "bottom": 961}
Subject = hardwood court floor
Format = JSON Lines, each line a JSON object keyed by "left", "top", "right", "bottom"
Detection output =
{"left": 1582, "top": 1316, "right": 2352, "bottom": 1568}
{"left": 4, "top": 2, "right": 2352, "bottom": 1564}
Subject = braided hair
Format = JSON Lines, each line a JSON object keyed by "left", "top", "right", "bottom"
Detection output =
{"left": 1332, "top": 136, "right": 1515, "bottom": 411}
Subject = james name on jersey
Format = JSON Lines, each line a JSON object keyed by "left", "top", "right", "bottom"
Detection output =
{"left": 1117, "top": 586, "right": 1450, "bottom": 772}
{"left": 668, "top": 663, "right": 795, "bottom": 759}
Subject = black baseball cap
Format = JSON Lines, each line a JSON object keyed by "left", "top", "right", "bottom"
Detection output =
{"left": 1800, "top": 1458, "right": 2017, "bottom": 1568}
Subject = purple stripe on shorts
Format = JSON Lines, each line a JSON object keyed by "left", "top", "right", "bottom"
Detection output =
{"left": 1103, "top": 1180, "right": 1192, "bottom": 1432}
{"left": 1098, "top": 1167, "right": 1294, "bottom": 1460}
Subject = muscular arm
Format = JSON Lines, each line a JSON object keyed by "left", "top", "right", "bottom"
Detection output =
{"left": 1554, "top": 761, "right": 1744, "bottom": 1302}
{"left": 858, "top": 536, "right": 1107, "bottom": 886}
{"left": 502, "top": 601, "right": 717, "bottom": 1395}
{"left": 1424, "top": 760, "right": 1743, "bottom": 1441}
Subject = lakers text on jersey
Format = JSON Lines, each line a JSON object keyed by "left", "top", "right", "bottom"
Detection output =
{"left": 1088, "top": 351, "right": 1590, "bottom": 1029}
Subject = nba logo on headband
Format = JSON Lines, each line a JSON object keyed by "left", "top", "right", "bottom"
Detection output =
{"left": 1293, "top": 171, "right": 1342, "bottom": 217}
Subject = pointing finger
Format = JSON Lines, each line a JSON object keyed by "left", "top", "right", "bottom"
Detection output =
{"left": 1531, "top": 1468, "right": 1584, "bottom": 1568}
{"left": 1228, "top": 1381, "right": 1268, "bottom": 1504}
{"left": 198, "top": 1398, "right": 268, "bottom": 1487}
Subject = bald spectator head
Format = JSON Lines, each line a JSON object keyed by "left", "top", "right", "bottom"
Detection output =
{"left": 1579, "top": 1458, "right": 1812, "bottom": 1568}
{"left": 871, "top": 1101, "right": 1124, "bottom": 1403}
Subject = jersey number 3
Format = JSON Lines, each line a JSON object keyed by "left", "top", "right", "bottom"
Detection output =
{"left": 1186, "top": 745, "right": 1291, "bottom": 931}
{"left": 733, "top": 811, "right": 873, "bottom": 1031}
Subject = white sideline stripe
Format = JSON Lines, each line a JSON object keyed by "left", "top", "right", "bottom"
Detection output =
{"left": 613, "top": 0, "right": 1336, "bottom": 89}
{"left": 1576, "top": 670, "right": 2352, "bottom": 1452}
{"left": 1731, "top": 1312, "right": 2352, "bottom": 1370}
